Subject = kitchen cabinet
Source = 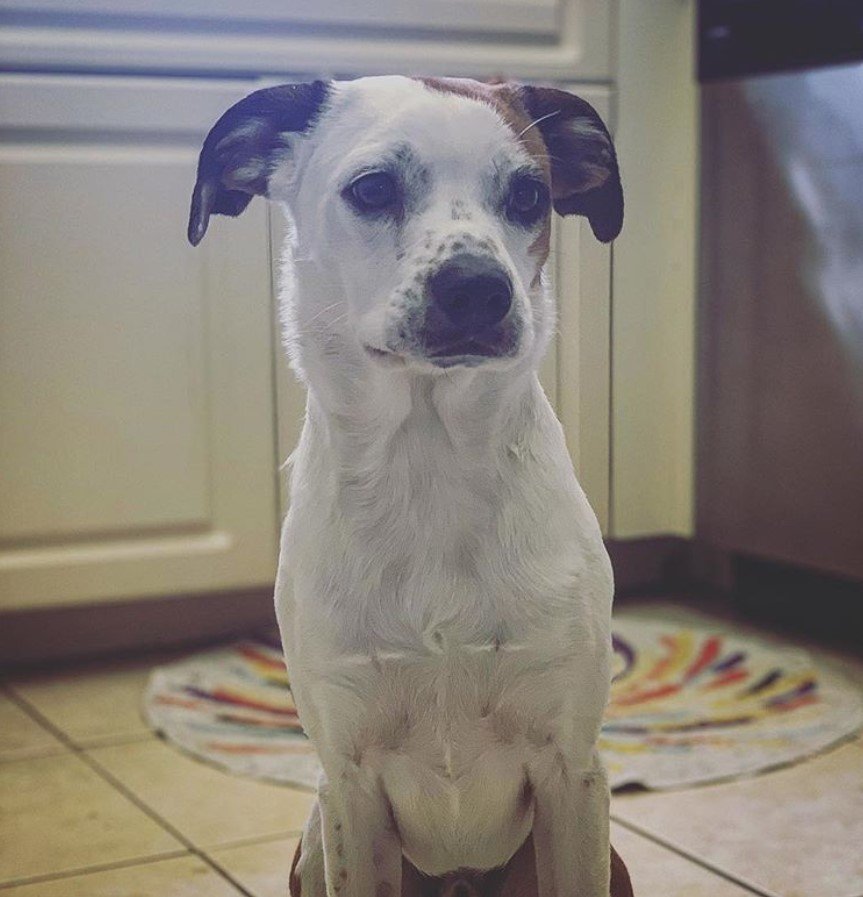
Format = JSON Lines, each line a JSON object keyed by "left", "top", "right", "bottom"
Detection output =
{"left": 0, "top": 74, "right": 281, "bottom": 609}
{"left": 0, "top": 0, "right": 706, "bottom": 649}
{"left": 6, "top": 0, "right": 709, "bottom": 615}
{"left": 0, "top": 73, "right": 613, "bottom": 612}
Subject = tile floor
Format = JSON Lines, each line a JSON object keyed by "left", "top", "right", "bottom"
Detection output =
{"left": 1, "top": 599, "right": 861, "bottom": 897}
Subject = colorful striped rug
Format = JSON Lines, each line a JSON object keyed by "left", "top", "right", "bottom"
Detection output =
{"left": 144, "top": 619, "right": 863, "bottom": 790}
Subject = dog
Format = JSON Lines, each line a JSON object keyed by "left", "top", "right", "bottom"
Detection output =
{"left": 188, "top": 75, "right": 630, "bottom": 897}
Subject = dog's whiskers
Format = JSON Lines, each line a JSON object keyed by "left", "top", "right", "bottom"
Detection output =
{"left": 516, "top": 109, "right": 561, "bottom": 140}
{"left": 291, "top": 310, "right": 350, "bottom": 338}
{"left": 298, "top": 300, "right": 344, "bottom": 329}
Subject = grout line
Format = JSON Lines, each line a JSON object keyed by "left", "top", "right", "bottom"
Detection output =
{"left": 0, "top": 850, "right": 190, "bottom": 892}
{"left": 74, "top": 731, "right": 157, "bottom": 750}
{"left": 3, "top": 689, "right": 257, "bottom": 897}
{"left": 610, "top": 815, "right": 779, "bottom": 897}
{"left": 78, "top": 752, "right": 260, "bottom": 897}
{"left": 0, "top": 746, "right": 69, "bottom": 766}
{"left": 210, "top": 829, "right": 303, "bottom": 853}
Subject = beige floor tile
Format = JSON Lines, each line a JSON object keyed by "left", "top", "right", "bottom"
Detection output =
{"left": 88, "top": 738, "right": 315, "bottom": 848}
{"left": 215, "top": 832, "right": 752, "bottom": 897}
{"left": 9, "top": 656, "right": 162, "bottom": 747}
{"left": 211, "top": 836, "right": 299, "bottom": 897}
{"left": 0, "top": 752, "right": 182, "bottom": 885}
{"left": 611, "top": 822, "right": 755, "bottom": 896}
{"left": 0, "top": 691, "right": 66, "bottom": 762}
{"left": 0, "top": 854, "right": 244, "bottom": 896}
{"left": 612, "top": 742, "right": 863, "bottom": 897}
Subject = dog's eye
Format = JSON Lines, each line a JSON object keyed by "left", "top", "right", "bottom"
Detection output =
{"left": 507, "top": 176, "right": 549, "bottom": 225}
{"left": 347, "top": 171, "right": 398, "bottom": 214}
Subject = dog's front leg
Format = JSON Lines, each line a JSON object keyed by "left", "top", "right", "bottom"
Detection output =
{"left": 317, "top": 767, "right": 402, "bottom": 897}
{"left": 530, "top": 750, "right": 610, "bottom": 897}
{"left": 291, "top": 799, "right": 326, "bottom": 897}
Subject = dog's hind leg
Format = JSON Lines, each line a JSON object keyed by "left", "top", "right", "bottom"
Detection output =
{"left": 529, "top": 751, "right": 611, "bottom": 897}
{"left": 317, "top": 767, "right": 403, "bottom": 897}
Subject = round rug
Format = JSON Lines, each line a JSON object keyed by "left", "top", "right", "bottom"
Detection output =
{"left": 143, "top": 620, "right": 863, "bottom": 791}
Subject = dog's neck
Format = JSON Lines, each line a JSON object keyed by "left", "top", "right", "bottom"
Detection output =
{"left": 285, "top": 263, "right": 552, "bottom": 479}
{"left": 307, "top": 356, "right": 543, "bottom": 474}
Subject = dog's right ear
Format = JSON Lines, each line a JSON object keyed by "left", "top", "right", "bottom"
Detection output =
{"left": 188, "top": 80, "right": 329, "bottom": 246}
{"left": 519, "top": 85, "right": 623, "bottom": 243}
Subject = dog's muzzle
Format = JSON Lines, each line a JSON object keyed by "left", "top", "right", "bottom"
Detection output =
{"left": 423, "top": 253, "right": 517, "bottom": 365}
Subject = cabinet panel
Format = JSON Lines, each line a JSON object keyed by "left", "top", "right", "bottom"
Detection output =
{"left": 0, "top": 74, "right": 280, "bottom": 609}
{"left": 555, "top": 87, "right": 613, "bottom": 534}
{"left": 1, "top": 147, "right": 210, "bottom": 541}
{"left": 0, "top": 0, "right": 611, "bottom": 81}
{"left": 610, "top": 0, "right": 697, "bottom": 538}
{"left": 555, "top": 215, "right": 612, "bottom": 534}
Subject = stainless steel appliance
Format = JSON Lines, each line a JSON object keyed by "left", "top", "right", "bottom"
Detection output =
{"left": 697, "top": 1, "right": 863, "bottom": 581}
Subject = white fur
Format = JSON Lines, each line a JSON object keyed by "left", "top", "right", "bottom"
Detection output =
{"left": 270, "top": 76, "right": 614, "bottom": 897}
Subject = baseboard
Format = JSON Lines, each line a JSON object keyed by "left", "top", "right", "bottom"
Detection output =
{"left": 605, "top": 535, "right": 695, "bottom": 594}
{"left": 0, "top": 587, "right": 277, "bottom": 670}
{"left": 732, "top": 554, "right": 863, "bottom": 653}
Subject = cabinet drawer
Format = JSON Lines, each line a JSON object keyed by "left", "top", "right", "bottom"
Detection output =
{"left": 0, "top": 0, "right": 612, "bottom": 81}
{"left": 4, "top": 0, "right": 559, "bottom": 36}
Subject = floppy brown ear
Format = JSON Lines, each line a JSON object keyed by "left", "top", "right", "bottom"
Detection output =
{"left": 520, "top": 86, "right": 623, "bottom": 242}
{"left": 188, "top": 80, "right": 329, "bottom": 246}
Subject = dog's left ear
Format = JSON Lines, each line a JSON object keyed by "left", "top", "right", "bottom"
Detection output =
{"left": 520, "top": 86, "right": 623, "bottom": 242}
{"left": 188, "top": 80, "right": 329, "bottom": 246}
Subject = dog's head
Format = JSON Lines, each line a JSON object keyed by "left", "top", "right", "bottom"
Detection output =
{"left": 189, "top": 76, "right": 622, "bottom": 374}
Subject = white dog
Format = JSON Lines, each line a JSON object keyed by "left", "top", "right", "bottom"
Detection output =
{"left": 189, "top": 75, "right": 625, "bottom": 897}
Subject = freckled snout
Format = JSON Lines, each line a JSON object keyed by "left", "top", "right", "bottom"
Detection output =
{"left": 428, "top": 254, "right": 513, "bottom": 335}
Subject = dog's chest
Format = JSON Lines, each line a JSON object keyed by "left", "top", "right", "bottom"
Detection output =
{"left": 293, "top": 408, "right": 595, "bottom": 650}
{"left": 283, "top": 386, "right": 611, "bottom": 710}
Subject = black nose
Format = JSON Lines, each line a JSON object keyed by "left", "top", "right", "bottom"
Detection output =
{"left": 428, "top": 254, "right": 513, "bottom": 333}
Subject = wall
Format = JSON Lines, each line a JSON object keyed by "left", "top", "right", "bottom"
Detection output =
{"left": 611, "top": 0, "right": 698, "bottom": 538}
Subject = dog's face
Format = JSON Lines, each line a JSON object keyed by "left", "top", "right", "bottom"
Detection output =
{"left": 189, "top": 76, "right": 622, "bottom": 373}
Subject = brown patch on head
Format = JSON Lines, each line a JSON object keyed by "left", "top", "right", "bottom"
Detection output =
{"left": 419, "top": 77, "right": 550, "bottom": 177}
{"left": 420, "top": 77, "right": 553, "bottom": 274}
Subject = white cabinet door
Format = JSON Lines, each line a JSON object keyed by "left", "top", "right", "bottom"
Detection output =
{"left": 0, "top": 74, "right": 280, "bottom": 610}
{"left": 553, "top": 215, "right": 612, "bottom": 536}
